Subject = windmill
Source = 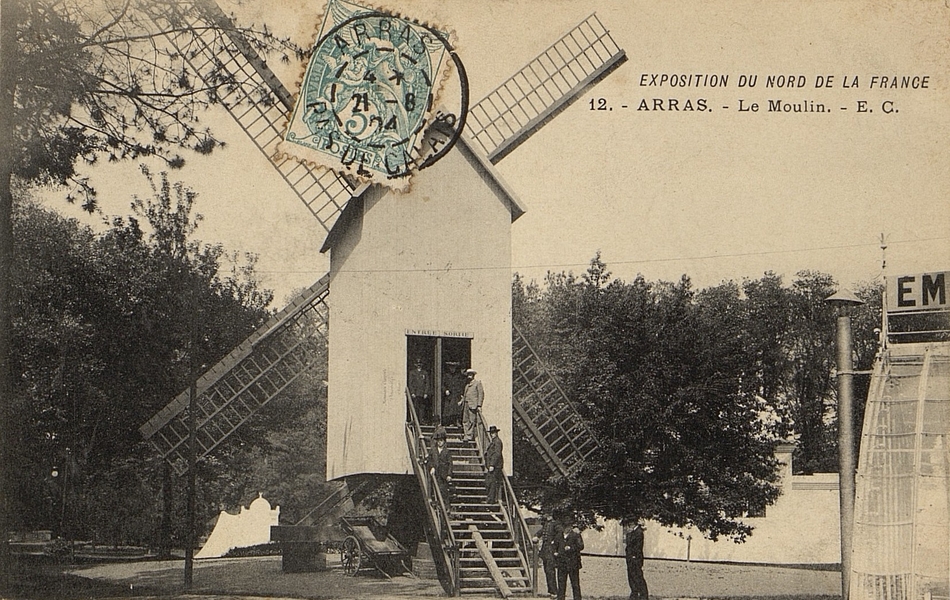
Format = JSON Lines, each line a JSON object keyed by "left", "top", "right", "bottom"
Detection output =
{"left": 140, "top": 0, "right": 625, "bottom": 594}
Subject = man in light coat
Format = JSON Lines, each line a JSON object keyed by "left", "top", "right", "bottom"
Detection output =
{"left": 461, "top": 368, "right": 483, "bottom": 441}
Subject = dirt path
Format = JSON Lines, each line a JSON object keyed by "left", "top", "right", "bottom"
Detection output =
{"left": 71, "top": 555, "right": 442, "bottom": 599}
{"left": 576, "top": 555, "right": 840, "bottom": 599}
{"left": 64, "top": 555, "right": 840, "bottom": 600}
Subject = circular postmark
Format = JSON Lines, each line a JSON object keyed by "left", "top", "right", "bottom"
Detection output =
{"left": 283, "top": 10, "right": 468, "bottom": 187}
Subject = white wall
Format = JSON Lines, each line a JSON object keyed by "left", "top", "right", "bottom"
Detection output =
{"left": 326, "top": 145, "right": 517, "bottom": 480}
{"left": 582, "top": 447, "right": 843, "bottom": 565}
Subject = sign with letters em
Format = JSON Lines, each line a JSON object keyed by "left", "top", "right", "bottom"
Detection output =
{"left": 887, "top": 271, "right": 949, "bottom": 313}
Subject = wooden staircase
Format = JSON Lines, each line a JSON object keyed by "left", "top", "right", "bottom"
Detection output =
{"left": 440, "top": 426, "right": 532, "bottom": 594}
{"left": 408, "top": 409, "right": 535, "bottom": 596}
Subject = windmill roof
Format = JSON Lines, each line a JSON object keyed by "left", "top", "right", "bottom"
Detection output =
{"left": 320, "top": 136, "right": 525, "bottom": 254}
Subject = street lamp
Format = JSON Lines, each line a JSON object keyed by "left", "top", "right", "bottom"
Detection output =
{"left": 825, "top": 288, "right": 864, "bottom": 600}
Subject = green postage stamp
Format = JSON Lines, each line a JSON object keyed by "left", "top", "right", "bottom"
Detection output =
{"left": 279, "top": 0, "right": 455, "bottom": 190}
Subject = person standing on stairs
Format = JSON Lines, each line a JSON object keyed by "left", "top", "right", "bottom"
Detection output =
{"left": 554, "top": 520, "right": 584, "bottom": 600}
{"left": 409, "top": 358, "right": 432, "bottom": 423}
{"left": 442, "top": 361, "right": 465, "bottom": 427}
{"left": 485, "top": 425, "right": 504, "bottom": 504}
{"left": 461, "top": 368, "right": 484, "bottom": 441}
{"left": 428, "top": 427, "right": 454, "bottom": 510}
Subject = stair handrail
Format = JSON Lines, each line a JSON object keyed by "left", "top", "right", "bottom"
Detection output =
{"left": 472, "top": 409, "right": 536, "bottom": 594}
{"left": 405, "top": 389, "right": 460, "bottom": 595}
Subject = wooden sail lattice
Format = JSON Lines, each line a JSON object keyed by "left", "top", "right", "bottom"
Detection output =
{"left": 512, "top": 325, "right": 600, "bottom": 476}
{"left": 161, "top": 0, "right": 357, "bottom": 233}
{"left": 466, "top": 14, "right": 626, "bottom": 164}
{"left": 139, "top": 277, "right": 331, "bottom": 474}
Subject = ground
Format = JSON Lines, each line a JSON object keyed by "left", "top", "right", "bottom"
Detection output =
{"left": 1, "top": 554, "right": 841, "bottom": 600}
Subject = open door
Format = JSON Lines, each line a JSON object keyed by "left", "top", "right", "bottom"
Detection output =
{"left": 407, "top": 335, "right": 471, "bottom": 425}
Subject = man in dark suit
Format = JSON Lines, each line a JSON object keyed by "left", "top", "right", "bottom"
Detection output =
{"left": 625, "top": 520, "right": 648, "bottom": 600}
{"left": 484, "top": 425, "right": 503, "bottom": 504}
{"left": 532, "top": 513, "right": 559, "bottom": 598}
{"left": 554, "top": 521, "right": 584, "bottom": 600}
{"left": 428, "top": 427, "right": 453, "bottom": 508}
{"left": 441, "top": 361, "right": 465, "bottom": 426}
{"left": 408, "top": 359, "right": 432, "bottom": 423}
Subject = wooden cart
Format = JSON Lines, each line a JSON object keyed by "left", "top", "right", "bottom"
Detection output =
{"left": 339, "top": 516, "right": 411, "bottom": 578}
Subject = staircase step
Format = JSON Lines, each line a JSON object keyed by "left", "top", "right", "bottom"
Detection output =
{"left": 460, "top": 558, "right": 524, "bottom": 568}
{"left": 453, "top": 532, "right": 514, "bottom": 541}
{"left": 452, "top": 522, "right": 509, "bottom": 530}
{"left": 459, "top": 575, "right": 531, "bottom": 586}
{"left": 451, "top": 512, "right": 506, "bottom": 519}
{"left": 459, "top": 546, "right": 518, "bottom": 559}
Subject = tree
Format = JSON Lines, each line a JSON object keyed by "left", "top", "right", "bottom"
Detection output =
{"left": 512, "top": 259, "right": 887, "bottom": 541}
{"left": 514, "top": 259, "right": 782, "bottom": 541}
{"left": 0, "top": 0, "right": 297, "bottom": 541}
{"left": 7, "top": 169, "right": 272, "bottom": 539}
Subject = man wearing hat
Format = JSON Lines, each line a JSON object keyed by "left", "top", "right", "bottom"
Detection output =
{"left": 442, "top": 361, "right": 465, "bottom": 427}
{"left": 408, "top": 358, "right": 432, "bottom": 423}
{"left": 624, "top": 519, "right": 648, "bottom": 600}
{"left": 532, "top": 513, "right": 559, "bottom": 598}
{"left": 485, "top": 425, "right": 504, "bottom": 504}
{"left": 428, "top": 427, "right": 453, "bottom": 508}
{"left": 461, "top": 368, "right": 483, "bottom": 441}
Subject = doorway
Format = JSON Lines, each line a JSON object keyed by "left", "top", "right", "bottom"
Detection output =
{"left": 407, "top": 335, "right": 471, "bottom": 425}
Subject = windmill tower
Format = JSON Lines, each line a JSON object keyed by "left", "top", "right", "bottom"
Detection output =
{"left": 140, "top": 1, "right": 624, "bottom": 593}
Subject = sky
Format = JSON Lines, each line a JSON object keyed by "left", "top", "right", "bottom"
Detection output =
{"left": 45, "top": 0, "right": 950, "bottom": 306}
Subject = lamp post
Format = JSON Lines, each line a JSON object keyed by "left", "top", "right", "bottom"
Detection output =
{"left": 825, "top": 288, "right": 864, "bottom": 600}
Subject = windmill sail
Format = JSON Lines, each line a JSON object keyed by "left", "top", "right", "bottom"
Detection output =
{"left": 163, "top": 0, "right": 358, "bottom": 233}
{"left": 139, "top": 277, "right": 330, "bottom": 474}
{"left": 467, "top": 14, "right": 626, "bottom": 164}
{"left": 512, "top": 325, "right": 600, "bottom": 475}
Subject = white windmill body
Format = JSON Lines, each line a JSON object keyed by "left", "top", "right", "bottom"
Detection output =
{"left": 323, "top": 140, "right": 523, "bottom": 479}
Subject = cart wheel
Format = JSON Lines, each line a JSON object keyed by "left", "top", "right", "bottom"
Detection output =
{"left": 341, "top": 535, "right": 361, "bottom": 576}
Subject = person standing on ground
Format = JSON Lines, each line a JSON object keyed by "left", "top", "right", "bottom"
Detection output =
{"left": 625, "top": 520, "right": 648, "bottom": 600}
{"left": 532, "top": 513, "right": 559, "bottom": 598}
{"left": 461, "top": 368, "right": 483, "bottom": 441}
{"left": 554, "top": 520, "right": 584, "bottom": 600}
{"left": 484, "top": 425, "right": 504, "bottom": 504}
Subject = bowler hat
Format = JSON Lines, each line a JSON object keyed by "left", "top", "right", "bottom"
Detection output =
{"left": 488, "top": 425, "right": 499, "bottom": 433}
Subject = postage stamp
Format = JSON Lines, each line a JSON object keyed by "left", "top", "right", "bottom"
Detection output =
{"left": 278, "top": 0, "right": 458, "bottom": 190}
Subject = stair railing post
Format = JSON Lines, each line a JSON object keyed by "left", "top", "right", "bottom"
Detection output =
{"left": 452, "top": 539, "right": 460, "bottom": 597}
{"left": 406, "top": 388, "right": 459, "bottom": 595}
{"left": 474, "top": 408, "right": 535, "bottom": 593}
{"left": 531, "top": 538, "right": 538, "bottom": 596}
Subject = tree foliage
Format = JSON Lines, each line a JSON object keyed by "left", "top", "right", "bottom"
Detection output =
{"left": 512, "top": 255, "right": 881, "bottom": 541}
{"left": 8, "top": 171, "right": 274, "bottom": 539}
{"left": 0, "top": 0, "right": 302, "bottom": 543}
{"left": 6, "top": 0, "right": 300, "bottom": 208}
